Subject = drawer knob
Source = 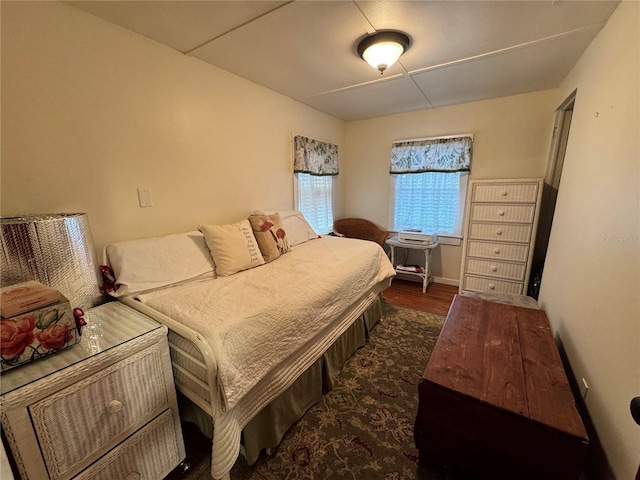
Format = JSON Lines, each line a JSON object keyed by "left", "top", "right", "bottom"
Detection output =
{"left": 496, "top": 230, "right": 503, "bottom": 235}
{"left": 498, "top": 210, "right": 505, "bottom": 216}
{"left": 501, "top": 191, "right": 508, "bottom": 196}
{"left": 108, "top": 400, "right": 123, "bottom": 414}
{"left": 489, "top": 284, "right": 496, "bottom": 290}
{"left": 125, "top": 473, "right": 141, "bottom": 480}
{"left": 491, "top": 266, "right": 498, "bottom": 272}
{"left": 494, "top": 248, "right": 500, "bottom": 254}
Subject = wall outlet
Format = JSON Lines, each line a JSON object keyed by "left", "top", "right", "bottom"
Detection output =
{"left": 579, "top": 377, "right": 589, "bottom": 400}
{"left": 137, "top": 188, "right": 153, "bottom": 207}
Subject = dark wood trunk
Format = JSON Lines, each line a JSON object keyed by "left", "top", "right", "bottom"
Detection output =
{"left": 414, "top": 294, "right": 589, "bottom": 479}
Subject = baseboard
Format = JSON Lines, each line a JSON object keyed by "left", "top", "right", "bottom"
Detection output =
{"left": 433, "top": 276, "right": 459, "bottom": 287}
{"left": 393, "top": 275, "right": 459, "bottom": 287}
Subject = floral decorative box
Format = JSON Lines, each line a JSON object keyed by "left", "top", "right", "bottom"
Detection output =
{"left": 0, "top": 297, "right": 80, "bottom": 372}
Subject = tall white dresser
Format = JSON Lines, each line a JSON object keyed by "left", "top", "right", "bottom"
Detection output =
{"left": 459, "top": 178, "right": 544, "bottom": 295}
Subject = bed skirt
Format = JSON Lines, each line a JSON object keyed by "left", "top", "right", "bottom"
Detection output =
{"left": 174, "top": 294, "right": 383, "bottom": 465}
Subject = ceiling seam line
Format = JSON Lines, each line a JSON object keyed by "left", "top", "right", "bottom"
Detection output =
{"left": 404, "top": 67, "right": 435, "bottom": 109}
{"left": 184, "top": 1, "right": 295, "bottom": 55}
{"left": 352, "top": 1, "right": 377, "bottom": 33}
{"left": 408, "top": 22, "right": 606, "bottom": 76}
{"left": 293, "top": 74, "right": 406, "bottom": 101}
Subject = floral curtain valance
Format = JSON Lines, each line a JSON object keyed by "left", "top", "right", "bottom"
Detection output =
{"left": 390, "top": 135, "right": 472, "bottom": 174}
{"left": 293, "top": 135, "right": 339, "bottom": 176}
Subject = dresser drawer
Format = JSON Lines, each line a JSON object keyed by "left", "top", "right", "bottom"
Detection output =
{"left": 468, "top": 223, "right": 532, "bottom": 243}
{"left": 472, "top": 183, "right": 539, "bottom": 203}
{"left": 29, "top": 345, "right": 169, "bottom": 479}
{"left": 466, "top": 241, "right": 529, "bottom": 263}
{"left": 463, "top": 275, "right": 523, "bottom": 295}
{"left": 465, "top": 258, "right": 526, "bottom": 281}
{"left": 470, "top": 204, "right": 536, "bottom": 223}
{"left": 74, "top": 409, "right": 181, "bottom": 480}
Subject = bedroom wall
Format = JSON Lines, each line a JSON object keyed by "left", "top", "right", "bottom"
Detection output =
{"left": 538, "top": 1, "right": 639, "bottom": 478}
{"left": 344, "top": 90, "right": 557, "bottom": 283}
{"left": 0, "top": 1, "right": 346, "bottom": 253}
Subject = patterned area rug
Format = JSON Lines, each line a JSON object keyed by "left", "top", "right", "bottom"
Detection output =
{"left": 171, "top": 302, "right": 447, "bottom": 480}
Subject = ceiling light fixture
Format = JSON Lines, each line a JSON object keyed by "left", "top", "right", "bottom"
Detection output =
{"left": 357, "top": 31, "right": 411, "bottom": 74}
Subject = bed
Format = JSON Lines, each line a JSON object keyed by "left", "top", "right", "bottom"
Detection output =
{"left": 101, "top": 211, "right": 396, "bottom": 479}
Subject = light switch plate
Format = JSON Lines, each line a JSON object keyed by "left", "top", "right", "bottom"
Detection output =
{"left": 137, "top": 188, "right": 153, "bottom": 207}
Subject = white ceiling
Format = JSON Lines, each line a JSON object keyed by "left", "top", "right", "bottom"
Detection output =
{"left": 65, "top": 0, "right": 620, "bottom": 121}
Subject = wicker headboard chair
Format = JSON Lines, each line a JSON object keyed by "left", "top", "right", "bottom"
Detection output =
{"left": 333, "top": 218, "right": 389, "bottom": 247}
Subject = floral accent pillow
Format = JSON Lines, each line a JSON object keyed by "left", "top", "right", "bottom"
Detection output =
{"left": 252, "top": 210, "right": 318, "bottom": 246}
{"left": 248, "top": 213, "right": 290, "bottom": 263}
{"left": 199, "top": 219, "right": 265, "bottom": 276}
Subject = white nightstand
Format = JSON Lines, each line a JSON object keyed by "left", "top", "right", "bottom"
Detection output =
{"left": 386, "top": 236, "right": 439, "bottom": 293}
{"left": 1, "top": 301, "right": 186, "bottom": 480}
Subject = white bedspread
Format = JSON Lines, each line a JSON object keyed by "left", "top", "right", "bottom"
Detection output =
{"left": 137, "top": 235, "right": 394, "bottom": 412}
{"left": 134, "top": 236, "right": 394, "bottom": 478}
{"left": 135, "top": 236, "right": 394, "bottom": 477}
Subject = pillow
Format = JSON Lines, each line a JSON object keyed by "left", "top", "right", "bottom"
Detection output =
{"left": 104, "top": 231, "right": 215, "bottom": 296}
{"left": 199, "top": 219, "right": 265, "bottom": 276}
{"left": 248, "top": 213, "right": 290, "bottom": 263}
{"left": 253, "top": 210, "right": 318, "bottom": 246}
{"left": 278, "top": 211, "right": 319, "bottom": 246}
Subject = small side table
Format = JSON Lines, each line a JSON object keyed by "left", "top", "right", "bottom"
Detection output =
{"left": 386, "top": 236, "right": 439, "bottom": 293}
{"left": 1, "top": 301, "right": 186, "bottom": 480}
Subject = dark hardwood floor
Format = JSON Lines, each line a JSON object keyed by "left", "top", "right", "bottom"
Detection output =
{"left": 383, "top": 279, "right": 458, "bottom": 316}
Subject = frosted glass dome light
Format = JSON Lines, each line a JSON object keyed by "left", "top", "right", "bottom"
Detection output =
{"left": 357, "top": 31, "right": 411, "bottom": 74}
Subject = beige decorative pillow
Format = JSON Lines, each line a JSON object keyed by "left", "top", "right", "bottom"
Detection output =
{"left": 199, "top": 219, "right": 265, "bottom": 276}
{"left": 248, "top": 213, "right": 291, "bottom": 263}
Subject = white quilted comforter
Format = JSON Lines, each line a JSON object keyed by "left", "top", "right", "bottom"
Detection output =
{"left": 135, "top": 235, "right": 395, "bottom": 478}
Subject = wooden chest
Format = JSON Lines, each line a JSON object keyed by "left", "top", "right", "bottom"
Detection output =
{"left": 414, "top": 295, "right": 589, "bottom": 479}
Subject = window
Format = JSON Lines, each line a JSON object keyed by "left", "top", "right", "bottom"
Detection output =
{"left": 392, "top": 171, "right": 468, "bottom": 238}
{"left": 295, "top": 173, "right": 334, "bottom": 234}
{"left": 389, "top": 135, "right": 472, "bottom": 243}
{"left": 292, "top": 135, "right": 339, "bottom": 235}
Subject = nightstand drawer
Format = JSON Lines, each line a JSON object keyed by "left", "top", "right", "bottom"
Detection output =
{"left": 468, "top": 223, "right": 532, "bottom": 243}
{"left": 470, "top": 204, "right": 536, "bottom": 223}
{"left": 472, "top": 183, "right": 539, "bottom": 203}
{"left": 74, "top": 409, "right": 181, "bottom": 480}
{"left": 466, "top": 241, "right": 529, "bottom": 263}
{"left": 463, "top": 275, "right": 524, "bottom": 295}
{"left": 29, "top": 345, "right": 169, "bottom": 479}
{"left": 465, "top": 258, "right": 526, "bottom": 281}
